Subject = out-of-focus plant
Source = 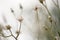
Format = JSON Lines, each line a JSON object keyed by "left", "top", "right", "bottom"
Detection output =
{"left": 39, "top": 0, "right": 60, "bottom": 40}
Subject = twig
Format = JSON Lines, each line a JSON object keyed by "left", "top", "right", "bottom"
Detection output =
{"left": 52, "top": 0, "right": 60, "bottom": 13}
{"left": 9, "top": 29, "right": 16, "bottom": 39}
{"left": 16, "top": 22, "right": 21, "bottom": 39}
{"left": 52, "top": 0, "right": 59, "bottom": 8}
{"left": 42, "top": 1, "right": 51, "bottom": 16}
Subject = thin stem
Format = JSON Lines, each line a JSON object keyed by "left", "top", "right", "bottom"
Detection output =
{"left": 8, "top": 23, "right": 22, "bottom": 40}
{"left": 52, "top": 0, "right": 59, "bottom": 8}
{"left": 41, "top": 0, "right": 52, "bottom": 17}
{"left": 3, "top": 35, "right": 12, "bottom": 38}
{"left": 9, "top": 29, "right": 16, "bottom": 39}
{"left": 57, "top": 0, "right": 59, "bottom": 8}
{"left": 16, "top": 22, "right": 21, "bottom": 38}
{"left": 52, "top": 0, "right": 60, "bottom": 13}
{"left": 0, "top": 33, "right": 11, "bottom": 38}
{"left": 36, "top": 10, "right": 39, "bottom": 22}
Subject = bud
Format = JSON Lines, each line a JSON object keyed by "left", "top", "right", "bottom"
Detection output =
{"left": 39, "top": 0, "right": 45, "bottom": 4}
{"left": 43, "top": 25, "right": 48, "bottom": 30}
{"left": 10, "top": 8, "right": 14, "bottom": 13}
{"left": 34, "top": 7, "right": 38, "bottom": 11}
{"left": 58, "top": 32, "right": 60, "bottom": 37}
{"left": 18, "top": 16, "right": 23, "bottom": 22}
{"left": 48, "top": 16, "right": 51, "bottom": 19}
{"left": 48, "top": 16, "right": 52, "bottom": 23}
{"left": 6, "top": 25, "right": 11, "bottom": 30}
{"left": 16, "top": 30, "right": 20, "bottom": 34}
{"left": 54, "top": 36, "right": 59, "bottom": 40}
{"left": 19, "top": 4, "right": 23, "bottom": 9}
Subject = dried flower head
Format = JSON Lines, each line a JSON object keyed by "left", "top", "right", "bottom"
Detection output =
{"left": 18, "top": 16, "right": 23, "bottom": 22}
{"left": 39, "top": 0, "right": 45, "bottom": 4}
{"left": 48, "top": 16, "right": 52, "bottom": 23}
{"left": 6, "top": 25, "right": 11, "bottom": 30}
{"left": 16, "top": 30, "right": 20, "bottom": 34}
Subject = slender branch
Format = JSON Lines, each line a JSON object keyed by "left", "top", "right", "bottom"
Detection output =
{"left": 0, "top": 32, "right": 11, "bottom": 38}
{"left": 6, "top": 23, "right": 22, "bottom": 40}
{"left": 16, "top": 22, "right": 21, "bottom": 38}
{"left": 9, "top": 29, "right": 16, "bottom": 39}
{"left": 52, "top": 0, "right": 60, "bottom": 14}
{"left": 57, "top": 0, "right": 59, "bottom": 8}
{"left": 3, "top": 35, "right": 11, "bottom": 38}
{"left": 42, "top": 2, "right": 51, "bottom": 16}
{"left": 52, "top": 0, "right": 59, "bottom": 8}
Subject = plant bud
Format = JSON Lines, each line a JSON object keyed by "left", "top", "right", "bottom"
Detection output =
{"left": 18, "top": 16, "right": 23, "bottom": 22}
{"left": 19, "top": 4, "right": 23, "bottom": 9}
{"left": 10, "top": 8, "right": 14, "bottom": 13}
{"left": 39, "top": 0, "right": 45, "bottom": 4}
{"left": 48, "top": 16, "right": 52, "bottom": 23}
{"left": 16, "top": 30, "right": 20, "bottom": 34}
{"left": 6, "top": 25, "right": 11, "bottom": 30}
{"left": 35, "top": 7, "right": 38, "bottom": 11}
